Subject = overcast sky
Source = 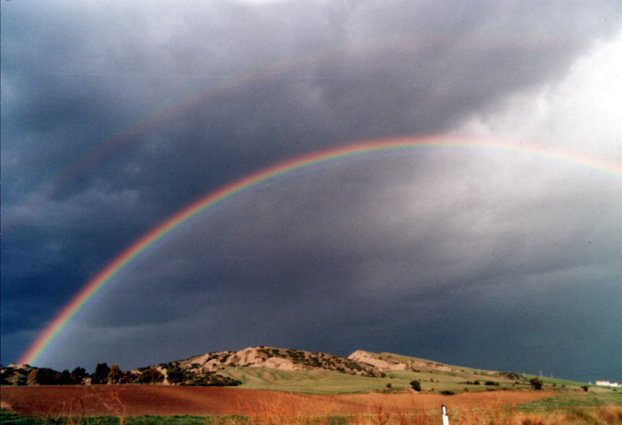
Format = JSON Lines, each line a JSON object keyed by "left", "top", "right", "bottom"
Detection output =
{"left": 2, "top": 0, "right": 621, "bottom": 383}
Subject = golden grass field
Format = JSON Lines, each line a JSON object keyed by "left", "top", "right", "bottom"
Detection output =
{"left": 2, "top": 385, "right": 622, "bottom": 424}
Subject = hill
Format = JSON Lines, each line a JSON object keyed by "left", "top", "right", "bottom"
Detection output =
{"left": 2, "top": 346, "right": 593, "bottom": 395}
{"left": 159, "top": 346, "right": 587, "bottom": 394}
{"left": 179, "top": 346, "right": 381, "bottom": 377}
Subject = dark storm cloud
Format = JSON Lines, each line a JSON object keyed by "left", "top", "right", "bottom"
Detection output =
{"left": 2, "top": 0, "right": 621, "bottom": 381}
{"left": 41, "top": 154, "right": 621, "bottom": 377}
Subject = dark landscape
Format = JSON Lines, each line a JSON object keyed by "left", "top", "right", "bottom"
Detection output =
{"left": 2, "top": 347, "right": 621, "bottom": 424}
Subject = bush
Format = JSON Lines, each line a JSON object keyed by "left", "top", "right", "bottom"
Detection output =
{"left": 166, "top": 365, "right": 186, "bottom": 384}
{"left": 136, "top": 367, "right": 164, "bottom": 384}
{"left": 410, "top": 380, "right": 421, "bottom": 391}
{"left": 529, "top": 377, "right": 543, "bottom": 390}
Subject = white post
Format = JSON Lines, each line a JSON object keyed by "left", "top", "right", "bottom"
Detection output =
{"left": 441, "top": 404, "right": 449, "bottom": 425}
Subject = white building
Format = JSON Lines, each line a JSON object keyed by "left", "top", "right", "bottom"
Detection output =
{"left": 595, "top": 380, "right": 620, "bottom": 388}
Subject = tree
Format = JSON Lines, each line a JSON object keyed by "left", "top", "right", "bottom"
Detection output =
{"left": 93, "top": 363, "right": 111, "bottom": 384}
{"left": 27, "top": 368, "right": 59, "bottom": 385}
{"left": 59, "top": 369, "right": 73, "bottom": 385}
{"left": 166, "top": 365, "right": 186, "bottom": 385}
{"left": 119, "top": 371, "right": 138, "bottom": 384}
{"left": 107, "top": 364, "right": 123, "bottom": 384}
{"left": 136, "top": 367, "right": 164, "bottom": 384}
{"left": 71, "top": 367, "right": 87, "bottom": 384}
{"left": 26, "top": 369, "right": 40, "bottom": 386}
{"left": 410, "top": 380, "right": 422, "bottom": 391}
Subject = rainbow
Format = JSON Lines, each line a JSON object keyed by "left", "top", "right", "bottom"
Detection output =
{"left": 3, "top": 32, "right": 572, "bottom": 231}
{"left": 18, "top": 136, "right": 622, "bottom": 366}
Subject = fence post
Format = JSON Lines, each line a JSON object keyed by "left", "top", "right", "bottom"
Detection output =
{"left": 442, "top": 404, "right": 449, "bottom": 425}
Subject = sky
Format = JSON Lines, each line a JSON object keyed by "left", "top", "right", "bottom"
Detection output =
{"left": 1, "top": 0, "right": 621, "bottom": 383}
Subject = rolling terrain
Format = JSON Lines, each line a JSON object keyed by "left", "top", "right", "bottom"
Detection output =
{"left": 2, "top": 346, "right": 592, "bottom": 393}
{"left": 2, "top": 346, "right": 620, "bottom": 424}
{"left": 161, "top": 346, "right": 589, "bottom": 394}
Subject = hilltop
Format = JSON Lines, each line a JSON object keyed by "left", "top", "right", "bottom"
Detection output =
{"left": 348, "top": 350, "right": 452, "bottom": 373}
{"left": 179, "top": 346, "right": 381, "bottom": 377}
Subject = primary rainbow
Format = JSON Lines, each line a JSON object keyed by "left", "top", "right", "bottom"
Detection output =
{"left": 3, "top": 32, "right": 570, "bottom": 231}
{"left": 19, "top": 136, "right": 622, "bottom": 366}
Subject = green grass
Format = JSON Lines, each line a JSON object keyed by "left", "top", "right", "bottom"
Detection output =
{"left": 1, "top": 409, "right": 38, "bottom": 425}
{"left": 218, "top": 366, "right": 400, "bottom": 393}
{"left": 517, "top": 389, "right": 622, "bottom": 412}
{"left": 216, "top": 365, "right": 593, "bottom": 395}
{"left": 0, "top": 411, "right": 350, "bottom": 425}
{"left": 0, "top": 410, "right": 247, "bottom": 425}
{"left": 219, "top": 366, "right": 481, "bottom": 394}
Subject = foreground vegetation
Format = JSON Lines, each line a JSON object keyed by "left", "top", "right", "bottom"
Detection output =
{"left": 2, "top": 389, "right": 621, "bottom": 425}
{"left": 3, "top": 406, "right": 622, "bottom": 425}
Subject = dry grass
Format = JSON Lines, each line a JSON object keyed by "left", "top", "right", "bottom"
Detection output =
{"left": 238, "top": 393, "right": 622, "bottom": 425}
{"left": 2, "top": 386, "right": 620, "bottom": 424}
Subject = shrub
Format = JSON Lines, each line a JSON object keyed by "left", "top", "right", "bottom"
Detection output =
{"left": 410, "top": 380, "right": 421, "bottom": 391}
{"left": 136, "top": 367, "right": 164, "bottom": 384}
{"left": 166, "top": 365, "right": 186, "bottom": 384}
{"left": 529, "top": 377, "right": 543, "bottom": 390}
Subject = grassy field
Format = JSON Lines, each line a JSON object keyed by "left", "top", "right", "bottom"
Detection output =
{"left": 218, "top": 367, "right": 399, "bottom": 394}
{"left": 0, "top": 411, "right": 251, "bottom": 425}
{"left": 518, "top": 389, "right": 622, "bottom": 411}
{"left": 3, "top": 384, "right": 620, "bottom": 425}
{"left": 3, "top": 406, "right": 622, "bottom": 425}
{"left": 217, "top": 365, "right": 593, "bottom": 395}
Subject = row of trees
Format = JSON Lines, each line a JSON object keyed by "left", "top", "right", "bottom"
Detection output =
{"left": 20, "top": 362, "right": 240, "bottom": 386}
{"left": 25, "top": 363, "right": 166, "bottom": 385}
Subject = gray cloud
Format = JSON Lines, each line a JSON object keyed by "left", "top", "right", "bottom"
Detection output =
{"left": 2, "top": 0, "right": 621, "bottom": 382}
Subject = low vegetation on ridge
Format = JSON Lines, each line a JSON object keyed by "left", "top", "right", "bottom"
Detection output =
{"left": 0, "top": 346, "right": 609, "bottom": 396}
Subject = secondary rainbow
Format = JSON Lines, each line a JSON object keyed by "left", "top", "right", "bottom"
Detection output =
{"left": 19, "top": 136, "right": 622, "bottom": 366}
{"left": 3, "top": 32, "right": 565, "bottom": 231}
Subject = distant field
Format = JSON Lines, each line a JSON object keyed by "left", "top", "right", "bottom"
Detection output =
{"left": 518, "top": 388, "right": 622, "bottom": 411}
{"left": 217, "top": 365, "right": 590, "bottom": 395}
{"left": 218, "top": 367, "right": 397, "bottom": 393}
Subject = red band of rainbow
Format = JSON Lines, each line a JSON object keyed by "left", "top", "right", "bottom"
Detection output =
{"left": 19, "top": 136, "right": 621, "bottom": 366}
